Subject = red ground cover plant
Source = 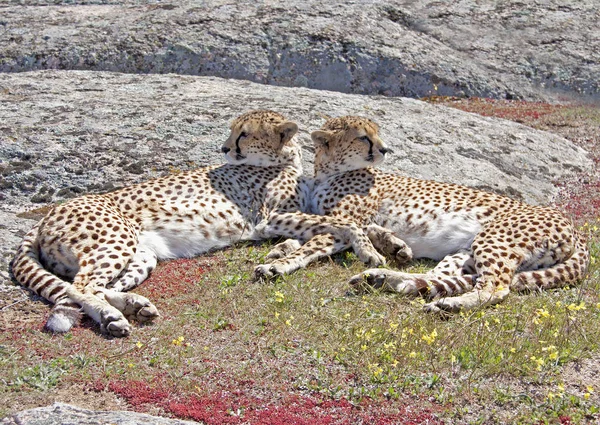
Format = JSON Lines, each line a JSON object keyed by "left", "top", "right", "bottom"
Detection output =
{"left": 422, "top": 96, "right": 567, "bottom": 122}
{"left": 139, "top": 257, "right": 215, "bottom": 299}
{"left": 96, "top": 379, "right": 444, "bottom": 425}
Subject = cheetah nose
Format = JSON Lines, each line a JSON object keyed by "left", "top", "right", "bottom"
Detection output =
{"left": 221, "top": 146, "right": 231, "bottom": 154}
{"left": 380, "top": 147, "right": 393, "bottom": 155}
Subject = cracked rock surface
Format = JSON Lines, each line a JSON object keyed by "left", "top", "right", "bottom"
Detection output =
{"left": 0, "top": 1, "right": 598, "bottom": 102}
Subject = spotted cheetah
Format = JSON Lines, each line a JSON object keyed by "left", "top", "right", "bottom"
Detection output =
{"left": 256, "top": 116, "right": 589, "bottom": 313}
{"left": 11, "top": 110, "right": 381, "bottom": 337}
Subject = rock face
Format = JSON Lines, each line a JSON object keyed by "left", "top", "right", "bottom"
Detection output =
{"left": 0, "top": 1, "right": 598, "bottom": 102}
{"left": 0, "top": 402, "right": 199, "bottom": 425}
{"left": 0, "top": 70, "right": 592, "bottom": 285}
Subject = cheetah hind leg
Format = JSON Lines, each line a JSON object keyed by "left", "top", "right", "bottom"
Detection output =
{"left": 365, "top": 224, "right": 413, "bottom": 265}
{"left": 102, "top": 290, "right": 159, "bottom": 323}
{"left": 349, "top": 250, "right": 477, "bottom": 298}
{"left": 104, "top": 245, "right": 159, "bottom": 323}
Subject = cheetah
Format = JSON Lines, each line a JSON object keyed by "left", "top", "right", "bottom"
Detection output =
{"left": 255, "top": 116, "right": 589, "bottom": 313}
{"left": 10, "top": 110, "right": 381, "bottom": 337}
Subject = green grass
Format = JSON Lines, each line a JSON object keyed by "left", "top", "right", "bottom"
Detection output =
{"left": 1, "top": 222, "right": 598, "bottom": 423}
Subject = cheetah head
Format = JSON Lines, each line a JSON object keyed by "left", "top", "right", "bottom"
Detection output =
{"left": 311, "top": 116, "right": 391, "bottom": 180}
{"left": 221, "top": 110, "right": 301, "bottom": 168}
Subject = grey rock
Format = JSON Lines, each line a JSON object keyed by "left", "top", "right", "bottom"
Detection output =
{"left": 0, "top": 210, "right": 36, "bottom": 287}
{"left": 1, "top": 402, "right": 199, "bottom": 425}
{"left": 0, "top": 1, "right": 598, "bottom": 102}
{"left": 0, "top": 70, "right": 591, "bottom": 217}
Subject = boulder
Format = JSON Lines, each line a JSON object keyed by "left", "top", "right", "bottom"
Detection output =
{"left": 0, "top": 1, "right": 598, "bottom": 102}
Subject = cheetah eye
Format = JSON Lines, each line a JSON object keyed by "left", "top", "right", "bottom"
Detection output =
{"left": 240, "top": 132, "right": 248, "bottom": 138}
{"left": 359, "top": 136, "right": 371, "bottom": 143}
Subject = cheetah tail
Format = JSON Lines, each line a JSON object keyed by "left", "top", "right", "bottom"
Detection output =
{"left": 10, "top": 222, "right": 82, "bottom": 333}
{"left": 511, "top": 231, "right": 590, "bottom": 292}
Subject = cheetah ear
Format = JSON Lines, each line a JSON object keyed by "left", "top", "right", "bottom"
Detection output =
{"left": 276, "top": 121, "right": 299, "bottom": 147}
{"left": 311, "top": 130, "right": 333, "bottom": 151}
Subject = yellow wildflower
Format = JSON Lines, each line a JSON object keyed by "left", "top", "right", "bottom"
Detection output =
{"left": 530, "top": 355, "right": 544, "bottom": 371}
{"left": 384, "top": 341, "right": 396, "bottom": 350}
{"left": 536, "top": 307, "right": 550, "bottom": 318}
{"left": 421, "top": 328, "right": 438, "bottom": 345}
{"left": 567, "top": 302, "right": 586, "bottom": 311}
{"left": 172, "top": 336, "right": 185, "bottom": 346}
{"left": 274, "top": 291, "right": 285, "bottom": 303}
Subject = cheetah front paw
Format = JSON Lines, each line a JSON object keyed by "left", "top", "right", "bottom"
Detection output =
{"left": 100, "top": 313, "right": 132, "bottom": 338}
{"left": 394, "top": 245, "right": 413, "bottom": 266}
{"left": 254, "top": 263, "right": 285, "bottom": 281}
{"left": 125, "top": 294, "right": 159, "bottom": 323}
{"left": 356, "top": 247, "right": 386, "bottom": 268}
{"left": 366, "top": 226, "right": 413, "bottom": 265}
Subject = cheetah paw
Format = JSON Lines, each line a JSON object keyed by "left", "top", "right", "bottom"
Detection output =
{"left": 105, "top": 292, "right": 160, "bottom": 323}
{"left": 356, "top": 248, "right": 386, "bottom": 268}
{"left": 101, "top": 314, "right": 132, "bottom": 338}
{"left": 254, "top": 264, "right": 285, "bottom": 281}
{"left": 348, "top": 269, "right": 388, "bottom": 292}
{"left": 124, "top": 294, "right": 159, "bottom": 323}
{"left": 366, "top": 227, "right": 413, "bottom": 265}
{"left": 394, "top": 246, "right": 414, "bottom": 266}
{"left": 136, "top": 305, "right": 160, "bottom": 323}
{"left": 423, "top": 298, "right": 461, "bottom": 315}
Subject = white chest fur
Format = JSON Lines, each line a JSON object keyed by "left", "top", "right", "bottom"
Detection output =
{"left": 375, "top": 200, "right": 484, "bottom": 260}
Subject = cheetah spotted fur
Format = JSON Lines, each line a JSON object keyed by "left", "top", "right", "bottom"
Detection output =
{"left": 11, "top": 110, "right": 333, "bottom": 336}
{"left": 256, "top": 116, "right": 590, "bottom": 313}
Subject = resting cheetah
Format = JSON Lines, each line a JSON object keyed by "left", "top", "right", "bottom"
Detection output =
{"left": 11, "top": 110, "right": 342, "bottom": 337}
{"left": 256, "top": 116, "right": 589, "bottom": 313}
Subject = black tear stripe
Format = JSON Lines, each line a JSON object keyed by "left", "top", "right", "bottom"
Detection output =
{"left": 235, "top": 133, "right": 244, "bottom": 154}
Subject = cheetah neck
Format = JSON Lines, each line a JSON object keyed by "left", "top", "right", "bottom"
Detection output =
{"left": 314, "top": 165, "right": 372, "bottom": 186}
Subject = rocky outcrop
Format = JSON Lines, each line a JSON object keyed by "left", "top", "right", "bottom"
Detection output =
{"left": 0, "top": 402, "right": 198, "bottom": 425}
{"left": 0, "top": 1, "right": 598, "bottom": 102}
{"left": 0, "top": 70, "right": 592, "bottom": 285}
